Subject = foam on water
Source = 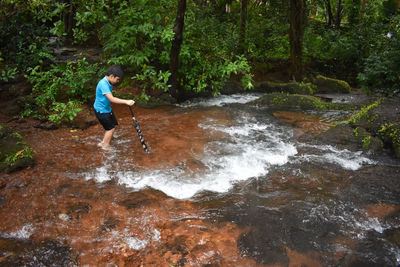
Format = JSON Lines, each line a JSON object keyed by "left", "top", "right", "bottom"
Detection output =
{"left": 1, "top": 224, "right": 35, "bottom": 239}
{"left": 186, "top": 93, "right": 262, "bottom": 107}
{"left": 297, "top": 144, "right": 374, "bottom": 170}
{"left": 303, "top": 201, "right": 388, "bottom": 240}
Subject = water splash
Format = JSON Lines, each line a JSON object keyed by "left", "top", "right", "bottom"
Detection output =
{"left": 184, "top": 93, "right": 262, "bottom": 107}
{"left": 297, "top": 144, "right": 374, "bottom": 170}
{"left": 1, "top": 224, "right": 35, "bottom": 239}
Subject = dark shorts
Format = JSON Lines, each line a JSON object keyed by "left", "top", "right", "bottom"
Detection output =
{"left": 95, "top": 110, "right": 118, "bottom": 131}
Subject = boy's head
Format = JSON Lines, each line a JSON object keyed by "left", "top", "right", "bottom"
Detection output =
{"left": 106, "top": 65, "right": 124, "bottom": 85}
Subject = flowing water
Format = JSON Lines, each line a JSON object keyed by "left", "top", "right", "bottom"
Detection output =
{"left": 0, "top": 94, "right": 399, "bottom": 266}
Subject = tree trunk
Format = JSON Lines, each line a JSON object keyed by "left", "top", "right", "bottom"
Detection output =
{"left": 168, "top": 0, "right": 187, "bottom": 101}
{"left": 325, "top": 0, "right": 333, "bottom": 26}
{"left": 289, "top": 0, "right": 306, "bottom": 81}
{"left": 335, "top": 0, "right": 343, "bottom": 28}
{"left": 238, "top": 0, "right": 248, "bottom": 55}
{"left": 63, "top": 1, "right": 76, "bottom": 43}
{"left": 360, "top": 0, "right": 367, "bottom": 20}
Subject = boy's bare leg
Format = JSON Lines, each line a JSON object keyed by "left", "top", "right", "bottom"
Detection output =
{"left": 98, "top": 128, "right": 115, "bottom": 149}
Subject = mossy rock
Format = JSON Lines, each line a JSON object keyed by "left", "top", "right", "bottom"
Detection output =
{"left": 353, "top": 127, "right": 384, "bottom": 153}
{"left": 348, "top": 97, "right": 400, "bottom": 158}
{"left": 0, "top": 125, "right": 35, "bottom": 173}
{"left": 253, "top": 93, "right": 357, "bottom": 111}
{"left": 313, "top": 75, "right": 352, "bottom": 94}
{"left": 254, "top": 81, "right": 316, "bottom": 95}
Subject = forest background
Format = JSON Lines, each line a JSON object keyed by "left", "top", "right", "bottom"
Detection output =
{"left": 0, "top": 0, "right": 399, "bottom": 125}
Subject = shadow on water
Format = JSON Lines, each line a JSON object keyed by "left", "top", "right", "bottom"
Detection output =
{"left": 0, "top": 93, "right": 399, "bottom": 266}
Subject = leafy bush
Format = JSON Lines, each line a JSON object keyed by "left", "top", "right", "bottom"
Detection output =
{"left": 49, "top": 101, "right": 83, "bottom": 125}
{"left": 357, "top": 16, "right": 400, "bottom": 94}
{"left": 0, "top": 5, "right": 53, "bottom": 74}
{"left": 25, "top": 58, "right": 103, "bottom": 121}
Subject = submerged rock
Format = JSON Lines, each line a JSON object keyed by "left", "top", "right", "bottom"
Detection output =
{"left": 0, "top": 237, "right": 78, "bottom": 266}
{"left": 0, "top": 125, "right": 35, "bottom": 173}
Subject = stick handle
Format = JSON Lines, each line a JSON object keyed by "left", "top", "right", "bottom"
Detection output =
{"left": 129, "top": 105, "right": 134, "bottom": 117}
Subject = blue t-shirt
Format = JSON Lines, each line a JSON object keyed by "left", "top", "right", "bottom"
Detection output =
{"left": 94, "top": 76, "right": 113, "bottom": 113}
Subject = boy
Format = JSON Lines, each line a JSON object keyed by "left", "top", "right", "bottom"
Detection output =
{"left": 94, "top": 65, "right": 135, "bottom": 150}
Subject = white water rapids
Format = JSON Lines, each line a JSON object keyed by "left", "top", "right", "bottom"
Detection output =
{"left": 85, "top": 94, "right": 374, "bottom": 199}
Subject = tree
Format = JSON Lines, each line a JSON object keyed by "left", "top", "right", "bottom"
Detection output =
{"left": 325, "top": 0, "right": 334, "bottom": 25}
{"left": 238, "top": 0, "right": 248, "bottom": 55}
{"left": 168, "top": 0, "right": 187, "bottom": 101}
{"left": 335, "top": 0, "right": 343, "bottom": 28}
{"left": 289, "top": 0, "right": 306, "bottom": 81}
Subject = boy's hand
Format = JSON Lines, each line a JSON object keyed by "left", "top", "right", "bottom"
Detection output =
{"left": 126, "top": 100, "right": 135, "bottom": 106}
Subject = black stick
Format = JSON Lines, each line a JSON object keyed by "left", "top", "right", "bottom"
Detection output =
{"left": 129, "top": 106, "right": 150, "bottom": 153}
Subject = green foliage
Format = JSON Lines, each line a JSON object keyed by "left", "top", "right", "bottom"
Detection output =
{"left": 25, "top": 58, "right": 102, "bottom": 121}
{"left": 0, "top": 1, "right": 56, "bottom": 74}
{"left": 27, "top": 58, "right": 101, "bottom": 108}
{"left": 0, "top": 66, "right": 18, "bottom": 83}
{"left": 357, "top": 16, "right": 400, "bottom": 94}
{"left": 0, "top": 125, "right": 35, "bottom": 172}
{"left": 102, "top": 1, "right": 175, "bottom": 67}
{"left": 246, "top": 4, "right": 290, "bottom": 60}
{"left": 73, "top": 0, "right": 110, "bottom": 43}
{"left": 1, "top": 0, "right": 398, "bottom": 105}
{"left": 378, "top": 122, "right": 400, "bottom": 147}
{"left": 348, "top": 98, "right": 382, "bottom": 124}
{"left": 362, "top": 135, "right": 372, "bottom": 149}
{"left": 49, "top": 101, "right": 83, "bottom": 125}
{"left": 100, "top": 1, "right": 253, "bottom": 95}
{"left": 5, "top": 145, "right": 35, "bottom": 167}
{"left": 133, "top": 65, "right": 171, "bottom": 92}
{"left": 179, "top": 8, "right": 253, "bottom": 94}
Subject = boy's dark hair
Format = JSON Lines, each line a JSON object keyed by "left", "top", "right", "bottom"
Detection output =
{"left": 106, "top": 65, "right": 124, "bottom": 78}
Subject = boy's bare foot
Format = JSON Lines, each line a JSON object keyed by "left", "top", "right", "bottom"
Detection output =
{"left": 97, "top": 142, "right": 111, "bottom": 151}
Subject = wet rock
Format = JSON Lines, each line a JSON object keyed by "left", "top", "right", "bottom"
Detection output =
{"left": 68, "top": 108, "right": 98, "bottom": 130}
{"left": 67, "top": 202, "right": 91, "bottom": 219}
{"left": 384, "top": 227, "right": 400, "bottom": 246}
{"left": 0, "top": 238, "right": 78, "bottom": 266}
{"left": 0, "top": 125, "right": 35, "bottom": 173}
{"left": 312, "top": 75, "right": 352, "bottom": 93}
{"left": 118, "top": 190, "right": 168, "bottom": 209}
{"left": 53, "top": 183, "right": 96, "bottom": 200}
{"left": 34, "top": 121, "right": 59, "bottom": 130}
{"left": 0, "top": 196, "right": 5, "bottom": 207}
{"left": 349, "top": 96, "right": 400, "bottom": 158}
{"left": 100, "top": 216, "right": 119, "bottom": 233}
{"left": 221, "top": 80, "right": 244, "bottom": 95}
{"left": 253, "top": 93, "right": 356, "bottom": 111}
{"left": 353, "top": 126, "right": 384, "bottom": 153}
{"left": 254, "top": 81, "right": 316, "bottom": 95}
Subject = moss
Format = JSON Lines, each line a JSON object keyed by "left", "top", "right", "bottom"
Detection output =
{"left": 254, "top": 81, "right": 316, "bottom": 94}
{"left": 313, "top": 75, "right": 352, "bottom": 93}
{"left": 362, "top": 136, "right": 372, "bottom": 150}
{"left": 348, "top": 98, "right": 383, "bottom": 125}
{"left": 378, "top": 122, "right": 400, "bottom": 157}
{"left": 0, "top": 124, "right": 35, "bottom": 173}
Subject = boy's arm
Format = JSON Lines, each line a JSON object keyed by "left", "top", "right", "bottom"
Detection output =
{"left": 105, "top": 93, "right": 135, "bottom": 106}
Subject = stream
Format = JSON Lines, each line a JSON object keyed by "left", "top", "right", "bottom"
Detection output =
{"left": 0, "top": 93, "right": 399, "bottom": 266}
